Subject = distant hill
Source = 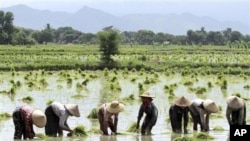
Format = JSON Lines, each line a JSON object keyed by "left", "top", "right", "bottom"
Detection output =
{"left": 1, "top": 4, "right": 249, "bottom": 35}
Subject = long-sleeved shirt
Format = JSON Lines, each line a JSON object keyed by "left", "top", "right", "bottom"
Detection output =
{"left": 98, "top": 103, "right": 119, "bottom": 134}
{"left": 51, "top": 101, "right": 71, "bottom": 131}
{"left": 169, "top": 104, "right": 189, "bottom": 132}
{"left": 19, "top": 105, "right": 35, "bottom": 139}
{"left": 189, "top": 99, "right": 210, "bottom": 130}
{"left": 226, "top": 103, "right": 246, "bottom": 125}
{"left": 137, "top": 102, "right": 158, "bottom": 128}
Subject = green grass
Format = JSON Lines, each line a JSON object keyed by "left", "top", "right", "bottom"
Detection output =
{"left": 0, "top": 44, "right": 250, "bottom": 75}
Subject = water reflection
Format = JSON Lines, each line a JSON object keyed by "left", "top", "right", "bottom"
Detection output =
{"left": 99, "top": 135, "right": 117, "bottom": 141}
{"left": 136, "top": 135, "right": 153, "bottom": 141}
{"left": 170, "top": 132, "right": 181, "bottom": 141}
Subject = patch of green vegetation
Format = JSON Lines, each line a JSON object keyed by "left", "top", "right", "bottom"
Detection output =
{"left": 46, "top": 99, "right": 54, "bottom": 106}
{"left": 22, "top": 96, "right": 34, "bottom": 104}
{"left": 35, "top": 133, "right": 48, "bottom": 139}
{"left": 174, "top": 136, "right": 194, "bottom": 141}
{"left": 213, "top": 126, "right": 225, "bottom": 131}
{"left": 127, "top": 122, "right": 137, "bottom": 132}
{"left": 0, "top": 112, "right": 11, "bottom": 121}
{"left": 72, "top": 125, "right": 88, "bottom": 136}
{"left": 87, "top": 108, "right": 98, "bottom": 119}
{"left": 194, "top": 132, "right": 214, "bottom": 140}
{"left": 71, "top": 94, "right": 85, "bottom": 99}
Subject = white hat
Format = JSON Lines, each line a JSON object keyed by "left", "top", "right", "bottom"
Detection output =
{"left": 174, "top": 96, "right": 191, "bottom": 107}
{"left": 226, "top": 96, "right": 244, "bottom": 109}
{"left": 106, "top": 101, "right": 125, "bottom": 113}
{"left": 64, "top": 104, "right": 80, "bottom": 117}
{"left": 203, "top": 99, "right": 218, "bottom": 113}
{"left": 32, "top": 110, "right": 47, "bottom": 128}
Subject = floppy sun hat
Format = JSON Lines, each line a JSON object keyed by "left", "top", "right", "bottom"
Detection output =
{"left": 106, "top": 101, "right": 125, "bottom": 113}
{"left": 64, "top": 104, "right": 80, "bottom": 117}
{"left": 226, "top": 96, "right": 244, "bottom": 109}
{"left": 203, "top": 99, "right": 218, "bottom": 113}
{"left": 139, "top": 92, "right": 155, "bottom": 98}
{"left": 32, "top": 110, "right": 47, "bottom": 128}
{"left": 174, "top": 96, "right": 191, "bottom": 107}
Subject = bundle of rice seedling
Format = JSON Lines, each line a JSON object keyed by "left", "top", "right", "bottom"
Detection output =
{"left": 35, "top": 133, "right": 48, "bottom": 139}
{"left": 195, "top": 132, "right": 214, "bottom": 140}
{"left": 127, "top": 122, "right": 138, "bottom": 132}
{"left": 72, "top": 125, "right": 87, "bottom": 137}
{"left": 174, "top": 136, "right": 194, "bottom": 141}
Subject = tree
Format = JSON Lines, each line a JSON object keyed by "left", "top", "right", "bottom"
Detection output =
{"left": 135, "top": 30, "right": 155, "bottom": 45}
{"left": 40, "top": 23, "right": 54, "bottom": 44}
{"left": 0, "top": 11, "right": 14, "bottom": 44}
{"left": 97, "top": 28, "right": 120, "bottom": 67}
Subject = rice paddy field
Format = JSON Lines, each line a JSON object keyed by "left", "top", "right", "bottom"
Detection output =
{"left": 0, "top": 44, "right": 249, "bottom": 141}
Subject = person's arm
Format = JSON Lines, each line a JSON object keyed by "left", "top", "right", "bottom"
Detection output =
{"left": 183, "top": 107, "right": 189, "bottom": 133}
{"left": 199, "top": 109, "right": 208, "bottom": 131}
{"left": 147, "top": 104, "right": 158, "bottom": 128}
{"left": 226, "top": 106, "right": 233, "bottom": 125}
{"left": 136, "top": 105, "right": 144, "bottom": 129}
{"left": 59, "top": 112, "right": 72, "bottom": 132}
{"left": 102, "top": 108, "right": 109, "bottom": 135}
{"left": 113, "top": 113, "right": 118, "bottom": 133}
{"left": 205, "top": 113, "right": 210, "bottom": 131}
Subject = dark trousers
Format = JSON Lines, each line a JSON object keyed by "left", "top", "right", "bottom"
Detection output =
{"left": 190, "top": 112, "right": 203, "bottom": 131}
{"left": 13, "top": 109, "right": 24, "bottom": 139}
{"left": 231, "top": 105, "right": 246, "bottom": 125}
{"left": 45, "top": 106, "right": 63, "bottom": 137}
{"left": 141, "top": 116, "right": 156, "bottom": 135}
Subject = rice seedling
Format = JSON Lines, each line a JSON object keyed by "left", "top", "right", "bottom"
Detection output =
{"left": 71, "top": 125, "right": 88, "bottom": 137}
{"left": 127, "top": 122, "right": 137, "bottom": 132}
{"left": 22, "top": 96, "right": 34, "bottom": 104}
{"left": 173, "top": 136, "right": 194, "bottom": 141}
{"left": 87, "top": 108, "right": 98, "bottom": 119}
{"left": 194, "top": 132, "right": 214, "bottom": 140}
{"left": 213, "top": 126, "right": 225, "bottom": 131}
{"left": 35, "top": 133, "right": 48, "bottom": 139}
{"left": 71, "top": 94, "right": 85, "bottom": 99}
{"left": 0, "top": 112, "right": 11, "bottom": 121}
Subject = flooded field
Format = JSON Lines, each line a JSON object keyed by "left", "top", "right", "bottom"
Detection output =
{"left": 0, "top": 70, "right": 249, "bottom": 141}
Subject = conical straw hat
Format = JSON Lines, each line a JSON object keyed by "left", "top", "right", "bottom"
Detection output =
{"left": 32, "top": 110, "right": 47, "bottom": 128}
{"left": 226, "top": 96, "right": 244, "bottom": 109}
{"left": 174, "top": 96, "right": 191, "bottom": 107}
{"left": 64, "top": 104, "right": 80, "bottom": 117}
{"left": 203, "top": 99, "right": 218, "bottom": 113}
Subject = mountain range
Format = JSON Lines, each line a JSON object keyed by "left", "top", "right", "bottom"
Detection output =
{"left": 1, "top": 4, "right": 249, "bottom": 35}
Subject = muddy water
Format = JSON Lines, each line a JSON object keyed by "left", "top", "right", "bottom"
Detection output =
{"left": 0, "top": 70, "right": 249, "bottom": 141}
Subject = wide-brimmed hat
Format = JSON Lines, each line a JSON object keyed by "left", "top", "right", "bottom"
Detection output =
{"left": 226, "top": 96, "right": 244, "bottom": 109}
{"left": 32, "top": 110, "right": 47, "bottom": 128}
{"left": 139, "top": 92, "right": 155, "bottom": 98}
{"left": 64, "top": 104, "right": 80, "bottom": 117}
{"left": 203, "top": 99, "right": 218, "bottom": 113}
{"left": 174, "top": 96, "right": 191, "bottom": 107}
{"left": 106, "top": 101, "right": 125, "bottom": 113}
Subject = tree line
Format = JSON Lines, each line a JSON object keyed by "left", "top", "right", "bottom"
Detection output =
{"left": 1, "top": 10, "right": 250, "bottom": 46}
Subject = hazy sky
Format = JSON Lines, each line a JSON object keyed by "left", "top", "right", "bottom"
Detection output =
{"left": 0, "top": 0, "right": 249, "bottom": 24}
